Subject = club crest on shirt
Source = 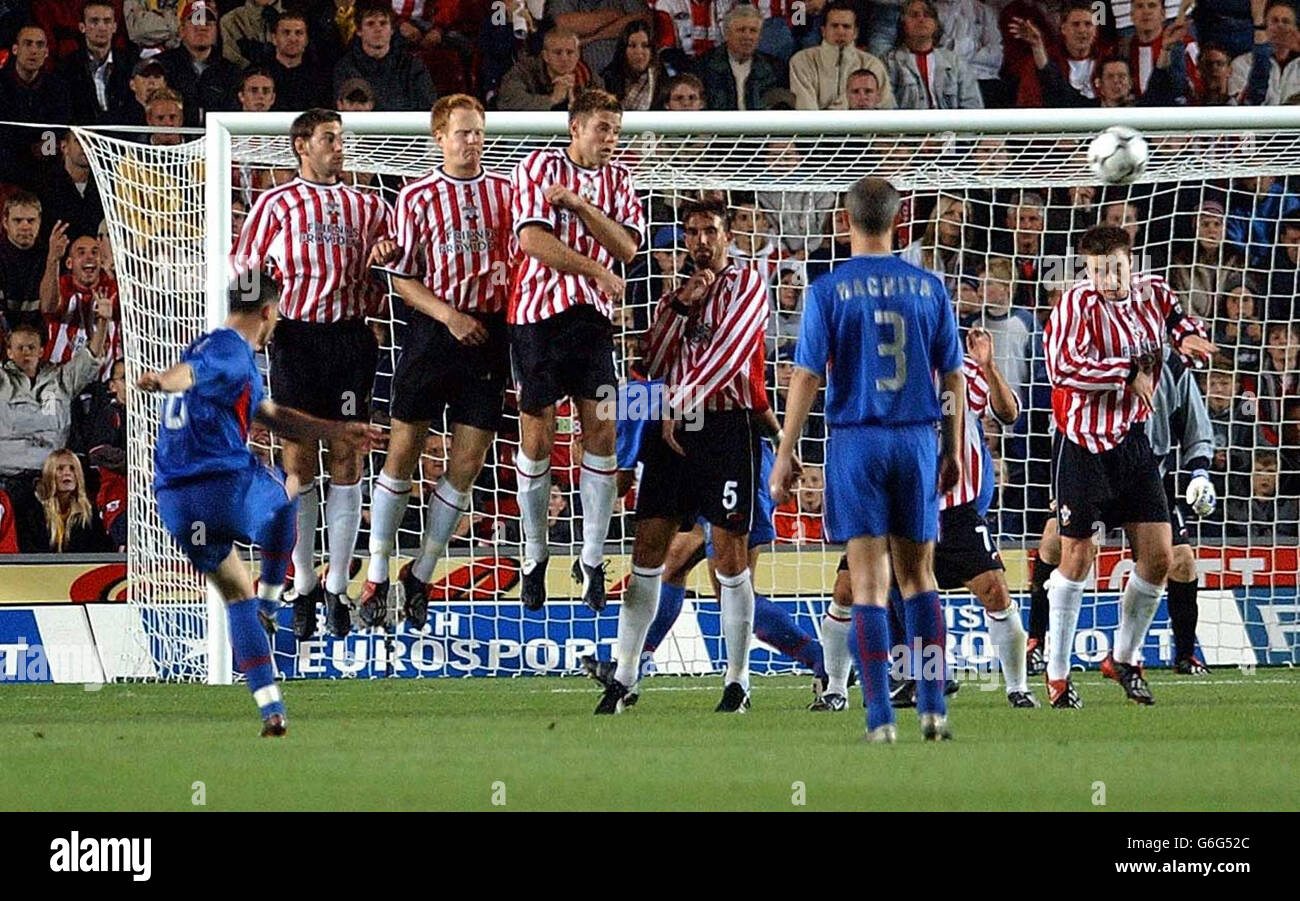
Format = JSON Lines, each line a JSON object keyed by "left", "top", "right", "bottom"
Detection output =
{"left": 1059, "top": 504, "right": 1072, "bottom": 527}
{"left": 686, "top": 318, "right": 714, "bottom": 348}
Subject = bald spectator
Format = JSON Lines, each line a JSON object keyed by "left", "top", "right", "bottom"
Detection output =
{"left": 0, "top": 24, "right": 72, "bottom": 186}
{"left": 0, "top": 191, "right": 45, "bottom": 333}
{"left": 40, "top": 231, "right": 122, "bottom": 381}
{"left": 332, "top": 2, "right": 436, "bottom": 111}
{"left": 157, "top": 0, "right": 240, "bottom": 124}
{"left": 58, "top": 1, "right": 138, "bottom": 126}
{"left": 498, "top": 28, "right": 603, "bottom": 110}
{"left": 886, "top": 0, "right": 983, "bottom": 109}
{"left": 221, "top": 0, "right": 281, "bottom": 69}
{"left": 702, "top": 4, "right": 787, "bottom": 111}
{"left": 789, "top": 1, "right": 895, "bottom": 110}
{"left": 550, "top": 0, "right": 650, "bottom": 78}
{"left": 266, "top": 9, "right": 329, "bottom": 111}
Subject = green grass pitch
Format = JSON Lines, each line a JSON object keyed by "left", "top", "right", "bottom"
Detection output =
{"left": 3, "top": 671, "right": 1298, "bottom": 811}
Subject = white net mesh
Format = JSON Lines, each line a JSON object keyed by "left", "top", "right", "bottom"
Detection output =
{"left": 78, "top": 113, "right": 1300, "bottom": 682}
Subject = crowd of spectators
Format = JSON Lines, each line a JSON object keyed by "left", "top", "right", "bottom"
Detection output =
{"left": 2, "top": 0, "right": 1300, "bottom": 556}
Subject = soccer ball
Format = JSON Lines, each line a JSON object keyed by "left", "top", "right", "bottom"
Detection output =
{"left": 1087, "top": 126, "right": 1149, "bottom": 184}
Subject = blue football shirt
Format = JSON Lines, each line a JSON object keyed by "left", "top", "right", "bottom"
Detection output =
{"left": 154, "top": 328, "right": 263, "bottom": 489}
{"left": 795, "top": 254, "right": 962, "bottom": 427}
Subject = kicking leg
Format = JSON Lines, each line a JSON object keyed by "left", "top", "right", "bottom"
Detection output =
{"left": 209, "top": 550, "right": 286, "bottom": 736}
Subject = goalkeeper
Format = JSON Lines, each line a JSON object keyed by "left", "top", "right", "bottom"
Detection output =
{"left": 1027, "top": 345, "right": 1216, "bottom": 677}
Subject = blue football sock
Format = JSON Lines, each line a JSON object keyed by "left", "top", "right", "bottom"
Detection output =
{"left": 848, "top": 605, "right": 894, "bottom": 730}
{"left": 904, "top": 590, "right": 946, "bottom": 716}
{"left": 642, "top": 582, "right": 686, "bottom": 653}
{"left": 886, "top": 585, "right": 907, "bottom": 652}
{"left": 228, "top": 598, "right": 284, "bottom": 719}
{"left": 754, "top": 593, "right": 825, "bottom": 680}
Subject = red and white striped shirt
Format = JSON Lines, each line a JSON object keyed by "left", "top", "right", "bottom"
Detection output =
{"left": 1045, "top": 274, "right": 1204, "bottom": 453}
{"left": 230, "top": 177, "right": 394, "bottom": 323}
{"left": 643, "top": 263, "right": 769, "bottom": 414}
{"left": 652, "top": 0, "right": 731, "bottom": 56}
{"left": 941, "top": 354, "right": 1019, "bottom": 511}
{"left": 385, "top": 167, "right": 515, "bottom": 315}
{"left": 44, "top": 272, "right": 121, "bottom": 381}
{"left": 509, "top": 148, "right": 645, "bottom": 325}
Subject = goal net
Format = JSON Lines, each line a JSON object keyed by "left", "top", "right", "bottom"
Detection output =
{"left": 77, "top": 107, "right": 1300, "bottom": 685}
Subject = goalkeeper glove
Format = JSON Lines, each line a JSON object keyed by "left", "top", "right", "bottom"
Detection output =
{"left": 1185, "top": 469, "right": 1216, "bottom": 517}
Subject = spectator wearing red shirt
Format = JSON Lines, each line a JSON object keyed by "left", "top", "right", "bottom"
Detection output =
{"left": 775, "top": 463, "right": 824, "bottom": 543}
{"left": 38, "top": 230, "right": 121, "bottom": 381}
{"left": 1006, "top": 0, "right": 1104, "bottom": 108}
{"left": 0, "top": 487, "right": 19, "bottom": 553}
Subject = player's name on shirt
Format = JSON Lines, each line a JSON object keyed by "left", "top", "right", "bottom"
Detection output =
{"left": 830, "top": 271, "right": 940, "bottom": 301}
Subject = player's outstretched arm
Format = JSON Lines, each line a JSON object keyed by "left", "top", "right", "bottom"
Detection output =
{"left": 136, "top": 362, "right": 195, "bottom": 393}
{"left": 939, "top": 366, "right": 967, "bottom": 495}
{"left": 517, "top": 224, "right": 624, "bottom": 300}
{"left": 254, "top": 400, "right": 376, "bottom": 452}
{"left": 770, "top": 367, "right": 822, "bottom": 505}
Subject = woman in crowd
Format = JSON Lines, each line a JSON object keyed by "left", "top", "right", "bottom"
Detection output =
{"left": 31, "top": 449, "right": 112, "bottom": 553}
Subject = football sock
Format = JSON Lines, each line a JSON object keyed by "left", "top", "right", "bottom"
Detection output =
{"left": 324, "top": 480, "right": 363, "bottom": 596}
{"left": 1029, "top": 555, "right": 1055, "bottom": 644}
{"left": 515, "top": 452, "right": 551, "bottom": 563}
{"left": 718, "top": 568, "right": 755, "bottom": 692}
{"left": 848, "top": 605, "right": 893, "bottom": 731}
{"left": 412, "top": 478, "right": 467, "bottom": 583}
{"left": 579, "top": 452, "right": 618, "bottom": 569}
{"left": 228, "top": 598, "right": 284, "bottom": 719}
{"left": 1167, "top": 577, "right": 1199, "bottom": 660}
{"left": 904, "top": 590, "right": 946, "bottom": 716}
{"left": 291, "top": 484, "right": 319, "bottom": 595}
{"left": 614, "top": 565, "right": 661, "bottom": 689}
{"left": 643, "top": 581, "right": 686, "bottom": 653}
{"left": 821, "top": 602, "right": 854, "bottom": 696}
{"left": 988, "top": 601, "right": 1028, "bottom": 693}
{"left": 366, "top": 471, "right": 411, "bottom": 583}
{"left": 1046, "top": 570, "right": 1086, "bottom": 682}
{"left": 255, "top": 491, "right": 296, "bottom": 604}
{"left": 754, "top": 593, "right": 825, "bottom": 681}
{"left": 1116, "top": 571, "right": 1164, "bottom": 665}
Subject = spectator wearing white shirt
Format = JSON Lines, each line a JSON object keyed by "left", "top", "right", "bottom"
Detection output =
{"left": 1230, "top": 0, "right": 1300, "bottom": 104}
{"left": 789, "top": 1, "right": 895, "bottom": 109}
{"left": 934, "top": 0, "right": 1004, "bottom": 105}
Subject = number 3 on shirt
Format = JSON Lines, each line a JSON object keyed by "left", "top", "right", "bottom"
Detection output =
{"left": 874, "top": 310, "right": 907, "bottom": 391}
{"left": 162, "top": 393, "right": 188, "bottom": 429}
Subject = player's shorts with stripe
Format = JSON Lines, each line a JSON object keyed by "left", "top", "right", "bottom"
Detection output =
{"left": 834, "top": 501, "right": 1002, "bottom": 590}
{"left": 825, "top": 422, "right": 939, "bottom": 544}
{"left": 1051, "top": 421, "right": 1169, "bottom": 540}
{"left": 636, "top": 408, "right": 761, "bottom": 535}
{"left": 509, "top": 305, "right": 616, "bottom": 413}
{"left": 390, "top": 310, "right": 508, "bottom": 431}
{"left": 1164, "top": 479, "right": 1192, "bottom": 547}
{"left": 157, "top": 461, "right": 294, "bottom": 574}
{"left": 269, "top": 317, "right": 377, "bottom": 422}
{"left": 702, "top": 439, "right": 776, "bottom": 552}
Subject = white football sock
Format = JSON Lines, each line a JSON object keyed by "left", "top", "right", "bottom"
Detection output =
{"left": 515, "top": 452, "right": 551, "bottom": 563}
{"left": 1046, "top": 571, "right": 1086, "bottom": 682}
{"left": 614, "top": 565, "right": 661, "bottom": 689}
{"left": 718, "top": 568, "right": 755, "bottom": 692}
{"left": 1115, "top": 572, "right": 1164, "bottom": 665}
{"left": 412, "top": 478, "right": 468, "bottom": 583}
{"left": 292, "top": 485, "right": 319, "bottom": 595}
{"left": 821, "top": 602, "right": 854, "bottom": 696}
{"left": 988, "top": 602, "right": 1028, "bottom": 694}
{"left": 324, "top": 480, "right": 363, "bottom": 596}
{"left": 579, "top": 452, "right": 618, "bottom": 569}
{"left": 366, "top": 472, "right": 411, "bottom": 583}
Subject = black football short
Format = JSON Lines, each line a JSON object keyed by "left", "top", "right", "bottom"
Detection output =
{"left": 635, "top": 408, "right": 761, "bottom": 535}
{"left": 269, "top": 317, "right": 377, "bottom": 422}
{"left": 390, "top": 311, "right": 508, "bottom": 431}
{"left": 832, "top": 503, "right": 1003, "bottom": 591}
{"left": 1051, "top": 423, "right": 1170, "bottom": 540}
{"left": 509, "top": 305, "right": 617, "bottom": 413}
{"left": 934, "top": 501, "right": 1004, "bottom": 590}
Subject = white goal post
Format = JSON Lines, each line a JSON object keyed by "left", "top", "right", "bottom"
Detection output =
{"left": 78, "top": 105, "right": 1300, "bottom": 686}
